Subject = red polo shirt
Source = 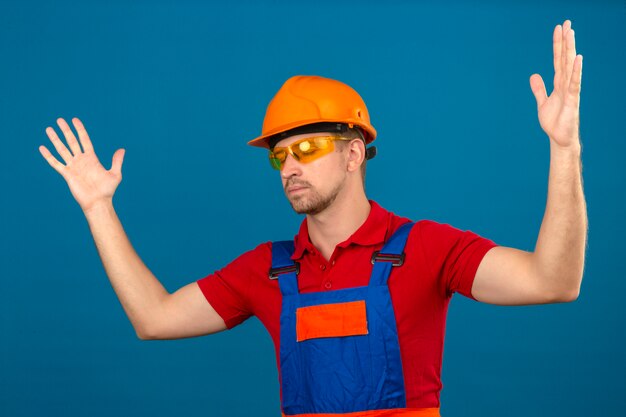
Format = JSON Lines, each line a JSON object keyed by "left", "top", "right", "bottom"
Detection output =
{"left": 196, "top": 200, "right": 497, "bottom": 408}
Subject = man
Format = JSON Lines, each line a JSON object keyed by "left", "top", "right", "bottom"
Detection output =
{"left": 39, "top": 20, "right": 586, "bottom": 417}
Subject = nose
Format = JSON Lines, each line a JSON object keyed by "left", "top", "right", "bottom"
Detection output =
{"left": 280, "top": 153, "right": 302, "bottom": 179}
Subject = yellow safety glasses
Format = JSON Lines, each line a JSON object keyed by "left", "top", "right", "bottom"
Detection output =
{"left": 269, "top": 136, "right": 350, "bottom": 170}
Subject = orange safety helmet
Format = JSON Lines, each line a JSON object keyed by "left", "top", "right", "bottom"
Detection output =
{"left": 248, "top": 75, "right": 377, "bottom": 149}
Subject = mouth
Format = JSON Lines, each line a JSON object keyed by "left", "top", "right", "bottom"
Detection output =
{"left": 285, "top": 179, "right": 310, "bottom": 194}
{"left": 286, "top": 186, "right": 308, "bottom": 194}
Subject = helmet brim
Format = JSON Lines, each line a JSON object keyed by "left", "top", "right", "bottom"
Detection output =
{"left": 248, "top": 118, "right": 376, "bottom": 149}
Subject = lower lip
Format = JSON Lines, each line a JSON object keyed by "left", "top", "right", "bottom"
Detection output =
{"left": 288, "top": 187, "right": 307, "bottom": 194}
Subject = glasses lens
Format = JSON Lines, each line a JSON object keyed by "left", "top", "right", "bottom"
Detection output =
{"left": 268, "top": 136, "right": 338, "bottom": 170}
{"left": 313, "top": 137, "right": 333, "bottom": 148}
{"left": 295, "top": 137, "right": 335, "bottom": 163}
{"left": 269, "top": 148, "right": 287, "bottom": 170}
{"left": 269, "top": 157, "right": 282, "bottom": 170}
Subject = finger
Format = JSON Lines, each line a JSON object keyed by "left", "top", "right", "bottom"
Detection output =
{"left": 56, "top": 117, "right": 83, "bottom": 156}
{"left": 111, "top": 148, "right": 125, "bottom": 176}
{"left": 39, "top": 145, "right": 67, "bottom": 177}
{"left": 566, "top": 54, "right": 583, "bottom": 108}
{"left": 560, "top": 20, "right": 571, "bottom": 91}
{"left": 530, "top": 74, "right": 548, "bottom": 108}
{"left": 564, "top": 29, "right": 577, "bottom": 88}
{"left": 45, "top": 126, "right": 73, "bottom": 164}
{"left": 72, "top": 117, "right": 95, "bottom": 154}
{"left": 552, "top": 24, "right": 563, "bottom": 93}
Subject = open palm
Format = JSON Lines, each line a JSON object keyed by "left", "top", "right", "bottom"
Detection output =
{"left": 39, "top": 117, "right": 125, "bottom": 212}
{"left": 530, "top": 20, "right": 583, "bottom": 149}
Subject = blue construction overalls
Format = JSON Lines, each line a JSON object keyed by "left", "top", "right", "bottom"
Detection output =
{"left": 271, "top": 222, "right": 441, "bottom": 417}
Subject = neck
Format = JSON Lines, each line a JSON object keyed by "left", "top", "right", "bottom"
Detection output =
{"left": 306, "top": 187, "right": 370, "bottom": 261}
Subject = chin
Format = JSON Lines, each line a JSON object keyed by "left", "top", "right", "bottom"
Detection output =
{"left": 289, "top": 195, "right": 336, "bottom": 216}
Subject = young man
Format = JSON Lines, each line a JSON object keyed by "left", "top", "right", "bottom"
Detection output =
{"left": 39, "top": 20, "right": 586, "bottom": 417}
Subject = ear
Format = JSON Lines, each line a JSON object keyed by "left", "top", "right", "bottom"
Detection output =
{"left": 345, "top": 139, "right": 366, "bottom": 173}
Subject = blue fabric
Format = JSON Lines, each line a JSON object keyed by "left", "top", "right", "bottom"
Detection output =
{"left": 273, "top": 222, "right": 415, "bottom": 415}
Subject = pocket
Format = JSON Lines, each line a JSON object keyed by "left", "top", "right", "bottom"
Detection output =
{"left": 296, "top": 300, "right": 368, "bottom": 342}
{"left": 294, "top": 299, "right": 372, "bottom": 411}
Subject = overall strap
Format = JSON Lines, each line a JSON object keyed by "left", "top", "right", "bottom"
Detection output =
{"left": 370, "top": 221, "right": 415, "bottom": 287}
{"left": 270, "top": 240, "right": 299, "bottom": 296}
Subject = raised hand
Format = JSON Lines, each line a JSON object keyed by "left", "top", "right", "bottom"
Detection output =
{"left": 39, "top": 117, "right": 126, "bottom": 212}
{"left": 529, "top": 20, "right": 583, "bottom": 149}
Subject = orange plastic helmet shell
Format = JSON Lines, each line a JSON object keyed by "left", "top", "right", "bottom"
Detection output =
{"left": 248, "top": 75, "right": 377, "bottom": 149}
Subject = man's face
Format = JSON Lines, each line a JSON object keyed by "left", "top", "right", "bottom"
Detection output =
{"left": 274, "top": 132, "right": 348, "bottom": 215}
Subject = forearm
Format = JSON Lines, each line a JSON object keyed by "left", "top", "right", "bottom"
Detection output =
{"left": 83, "top": 199, "right": 169, "bottom": 337}
{"left": 533, "top": 140, "right": 587, "bottom": 300}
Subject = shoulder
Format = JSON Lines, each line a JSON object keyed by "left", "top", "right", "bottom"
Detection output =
{"left": 413, "top": 219, "right": 460, "bottom": 236}
{"left": 409, "top": 219, "right": 495, "bottom": 253}
{"left": 387, "top": 214, "right": 480, "bottom": 254}
{"left": 373, "top": 201, "right": 448, "bottom": 235}
{"left": 213, "top": 241, "right": 273, "bottom": 276}
{"left": 383, "top": 207, "right": 446, "bottom": 240}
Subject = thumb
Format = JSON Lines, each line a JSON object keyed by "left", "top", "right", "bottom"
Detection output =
{"left": 529, "top": 74, "right": 547, "bottom": 108}
{"left": 111, "top": 148, "right": 125, "bottom": 176}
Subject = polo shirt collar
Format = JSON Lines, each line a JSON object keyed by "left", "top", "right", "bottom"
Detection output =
{"left": 291, "top": 200, "right": 389, "bottom": 260}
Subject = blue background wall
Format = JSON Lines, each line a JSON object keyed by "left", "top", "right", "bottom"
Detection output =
{"left": 1, "top": 1, "right": 625, "bottom": 416}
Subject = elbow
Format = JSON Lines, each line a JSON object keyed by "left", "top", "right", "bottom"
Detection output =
{"left": 133, "top": 308, "right": 167, "bottom": 340}
{"left": 136, "top": 330, "right": 152, "bottom": 341}
{"left": 559, "top": 272, "right": 584, "bottom": 303}
{"left": 559, "top": 287, "right": 581, "bottom": 303}
{"left": 135, "top": 328, "right": 151, "bottom": 340}
{"left": 550, "top": 284, "right": 581, "bottom": 303}
{"left": 135, "top": 323, "right": 161, "bottom": 340}
{"left": 541, "top": 270, "right": 583, "bottom": 303}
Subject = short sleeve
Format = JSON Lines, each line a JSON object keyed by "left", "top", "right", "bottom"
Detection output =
{"left": 196, "top": 242, "right": 271, "bottom": 329}
{"left": 418, "top": 220, "right": 498, "bottom": 300}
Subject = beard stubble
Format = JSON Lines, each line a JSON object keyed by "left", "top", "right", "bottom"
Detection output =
{"left": 285, "top": 177, "right": 345, "bottom": 215}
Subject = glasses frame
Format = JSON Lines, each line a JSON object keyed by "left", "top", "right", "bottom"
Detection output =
{"left": 268, "top": 135, "right": 352, "bottom": 170}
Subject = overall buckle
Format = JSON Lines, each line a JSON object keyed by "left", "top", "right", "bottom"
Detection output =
{"left": 269, "top": 263, "right": 300, "bottom": 280}
{"left": 371, "top": 251, "right": 405, "bottom": 266}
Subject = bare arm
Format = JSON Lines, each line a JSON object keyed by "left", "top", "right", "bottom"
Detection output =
{"left": 83, "top": 201, "right": 227, "bottom": 339}
{"left": 471, "top": 20, "right": 587, "bottom": 305}
{"left": 472, "top": 144, "right": 586, "bottom": 305}
{"left": 40, "top": 117, "right": 226, "bottom": 339}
